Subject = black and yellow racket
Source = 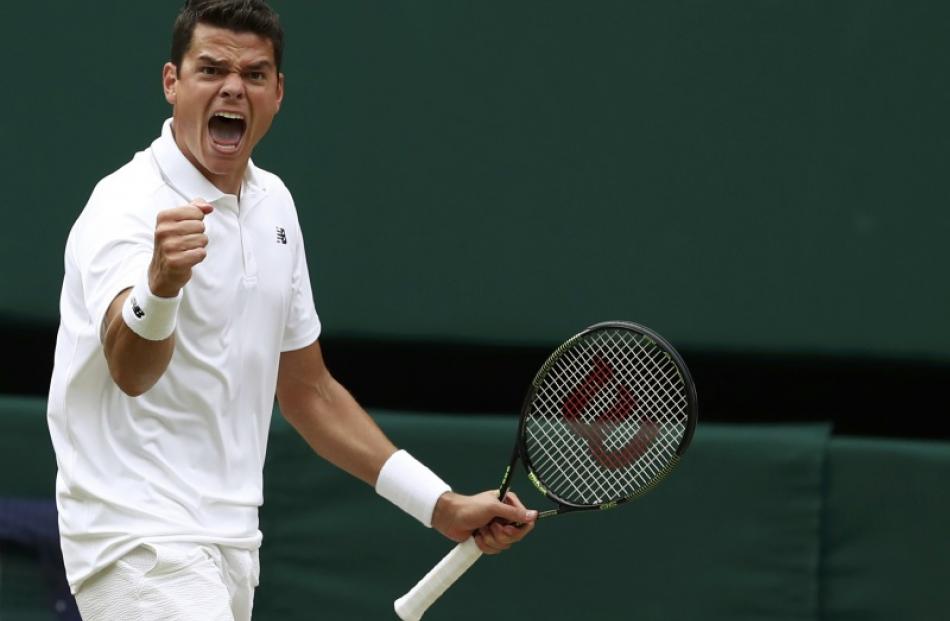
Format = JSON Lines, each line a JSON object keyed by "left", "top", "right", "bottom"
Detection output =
{"left": 394, "top": 321, "right": 698, "bottom": 620}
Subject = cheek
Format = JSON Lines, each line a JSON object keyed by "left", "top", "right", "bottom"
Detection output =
{"left": 250, "top": 101, "right": 279, "bottom": 131}
{"left": 176, "top": 86, "right": 209, "bottom": 113}
{"left": 177, "top": 98, "right": 207, "bottom": 130}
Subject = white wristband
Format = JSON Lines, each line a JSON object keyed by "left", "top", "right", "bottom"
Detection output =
{"left": 376, "top": 450, "right": 451, "bottom": 527}
{"left": 121, "top": 275, "right": 182, "bottom": 341}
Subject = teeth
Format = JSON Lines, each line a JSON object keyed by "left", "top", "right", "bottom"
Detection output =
{"left": 214, "top": 112, "right": 245, "bottom": 120}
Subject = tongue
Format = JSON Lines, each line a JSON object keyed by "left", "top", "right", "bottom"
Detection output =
{"left": 209, "top": 117, "right": 244, "bottom": 145}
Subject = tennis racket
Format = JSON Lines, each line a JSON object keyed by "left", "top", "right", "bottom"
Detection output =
{"left": 394, "top": 320, "right": 698, "bottom": 620}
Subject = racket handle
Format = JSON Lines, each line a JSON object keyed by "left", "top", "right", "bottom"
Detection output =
{"left": 394, "top": 536, "right": 483, "bottom": 621}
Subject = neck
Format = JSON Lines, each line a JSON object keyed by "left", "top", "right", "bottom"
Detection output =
{"left": 210, "top": 173, "right": 243, "bottom": 197}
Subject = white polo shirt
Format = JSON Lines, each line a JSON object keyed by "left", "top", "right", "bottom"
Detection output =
{"left": 47, "top": 119, "right": 321, "bottom": 592}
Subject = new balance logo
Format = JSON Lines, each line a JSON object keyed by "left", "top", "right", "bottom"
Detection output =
{"left": 130, "top": 297, "right": 145, "bottom": 319}
{"left": 276, "top": 227, "right": 287, "bottom": 244}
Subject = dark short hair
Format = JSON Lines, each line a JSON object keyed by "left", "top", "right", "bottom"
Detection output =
{"left": 171, "top": 0, "right": 284, "bottom": 73}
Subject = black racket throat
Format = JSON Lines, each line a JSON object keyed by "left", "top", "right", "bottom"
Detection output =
{"left": 496, "top": 453, "right": 581, "bottom": 521}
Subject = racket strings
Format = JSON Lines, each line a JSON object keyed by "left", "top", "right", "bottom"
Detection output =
{"left": 524, "top": 329, "right": 690, "bottom": 505}
{"left": 528, "top": 367, "right": 678, "bottom": 501}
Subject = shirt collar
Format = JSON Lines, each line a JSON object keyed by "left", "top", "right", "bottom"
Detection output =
{"left": 150, "top": 118, "right": 267, "bottom": 209}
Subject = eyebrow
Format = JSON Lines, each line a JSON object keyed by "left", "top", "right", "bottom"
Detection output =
{"left": 244, "top": 60, "right": 275, "bottom": 71}
{"left": 196, "top": 54, "right": 228, "bottom": 66}
{"left": 195, "top": 54, "right": 274, "bottom": 70}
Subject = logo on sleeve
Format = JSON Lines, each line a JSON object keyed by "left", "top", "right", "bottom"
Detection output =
{"left": 276, "top": 227, "right": 287, "bottom": 244}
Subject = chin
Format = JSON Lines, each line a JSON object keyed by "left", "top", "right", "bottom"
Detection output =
{"left": 203, "top": 145, "right": 246, "bottom": 167}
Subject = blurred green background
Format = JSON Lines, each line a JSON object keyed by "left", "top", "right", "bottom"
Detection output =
{"left": 2, "top": 1, "right": 949, "bottom": 620}
{"left": 3, "top": 0, "right": 949, "bottom": 356}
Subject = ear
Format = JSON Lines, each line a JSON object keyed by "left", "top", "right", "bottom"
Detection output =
{"left": 275, "top": 72, "right": 285, "bottom": 112}
{"left": 163, "top": 62, "right": 179, "bottom": 105}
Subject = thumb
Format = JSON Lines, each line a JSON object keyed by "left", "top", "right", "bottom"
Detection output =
{"left": 190, "top": 198, "right": 215, "bottom": 216}
{"left": 493, "top": 500, "right": 538, "bottom": 524}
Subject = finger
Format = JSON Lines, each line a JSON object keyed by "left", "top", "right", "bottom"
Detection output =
{"left": 159, "top": 227, "right": 207, "bottom": 246}
{"left": 156, "top": 234, "right": 209, "bottom": 260}
{"left": 185, "top": 247, "right": 208, "bottom": 266}
{"left": 155, "top": 221, "right": 207, "bottom": 246}
{"left": 173, "top": 233, "right": 209, "bottom": 252}
{"left": 188, "top": 197, "right": 214, "bottom": 212}
{"left": 473, "top": 531, "right": 495, "bottom": 555}
{"left": 491, "top": 497, "right": 538, "bottom": 525}
{"left": 502, "top": 491, "right": 527, "bottom": 510}
{"left": 474, "top": 528, "right": 507, "bottom": 555}
{"left": 503, "top": 518, "right": 535, "bottom": 542}
{"left": 493, "top": 518, "right": 535, "bottom": 544}
{"left": 491, "top": 522, "right": 517, "bottom": 546}
{"left": 158, "top": 204, "right": 213, "bottom": 223}
{"left": 180, "top": 202, "right": 213, "bottom": 219}
{"left": 501, "top": 493, "right": 539, "bottom": 528}
{"left": 483, "top": 522, "right": 513, "bottom": 548}
{"left": 167, "top": 219, "right": 207, "bottom": 235}
{"left": 171, "top": 247, "right": 208, "bottom": 267}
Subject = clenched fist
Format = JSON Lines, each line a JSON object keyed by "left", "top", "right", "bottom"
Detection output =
{"left": 148, "top": 199, "right": 213, "bottom": 298}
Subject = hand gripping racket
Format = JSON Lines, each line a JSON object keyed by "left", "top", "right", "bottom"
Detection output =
{"left": 394, "top": 321, "right": 698, "bottom": 620}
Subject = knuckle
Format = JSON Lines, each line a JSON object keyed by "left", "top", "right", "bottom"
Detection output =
{"left": 164, "top": 254, "right": 184, "bottom": 268}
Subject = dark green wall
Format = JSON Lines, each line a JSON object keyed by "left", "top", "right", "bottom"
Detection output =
{"left": 4, "top": 397, "right": 950, "bottom": 620}
{"left": 5, "top": 5, "right": 949, "bottom": 618}
{"left": 4, "top": 1, "right": 949, "bottom": 357}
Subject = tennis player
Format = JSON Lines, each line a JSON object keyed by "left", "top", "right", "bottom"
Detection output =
{"left": 46, "top": 1, "right": 536, "bottom": 619}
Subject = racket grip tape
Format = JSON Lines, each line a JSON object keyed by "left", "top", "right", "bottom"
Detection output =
{"left": 394, "top": 536, "right": 483, "bottom": 620}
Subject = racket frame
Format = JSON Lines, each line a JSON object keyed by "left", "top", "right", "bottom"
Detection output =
{"left": 395, "top": 320, "right": 698, "bottom": 620}
{"left": 497, "top": 320, "right": 698, "bottom": 518}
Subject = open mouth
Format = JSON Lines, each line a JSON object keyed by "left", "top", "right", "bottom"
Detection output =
{"left": 208, "top": 112, "right": 246, "bottom": 151}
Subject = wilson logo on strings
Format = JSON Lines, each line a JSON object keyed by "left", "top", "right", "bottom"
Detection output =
{"left": 561, "top": 356, "right": 659, "bottom": 470}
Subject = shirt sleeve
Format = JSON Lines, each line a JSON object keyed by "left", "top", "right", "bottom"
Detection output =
{"left": 280, "top": 215, "right": 321, "bottom": 352}
{"left": 73, "top": 195, "right": 154, "bottom": 336}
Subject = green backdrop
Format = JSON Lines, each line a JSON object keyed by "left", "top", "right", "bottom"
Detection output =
{"left": 3, "top": 397, "right": 950, "bottom": 620}
{"left": 3, "top": 1, "right": 949, "bottom": 358}
{"left": 4, "top": 3, "right": 950, "bottom": 619}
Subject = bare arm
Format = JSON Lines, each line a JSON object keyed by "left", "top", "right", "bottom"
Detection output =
{"left": 101, "top": 289, "right": 175, "bottom": 396}
{"left": 276, "top": 341, "right": 537, "bottom": 552}
{"left": 102, "top": 200, "right": 213, "bottom": 396}
{"left": 276, "top": 340, "right": 397, "bottom": 484}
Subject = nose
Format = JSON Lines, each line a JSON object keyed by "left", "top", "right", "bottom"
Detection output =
{"left": 220, "top": 71, "right": 245, "bottom": 100}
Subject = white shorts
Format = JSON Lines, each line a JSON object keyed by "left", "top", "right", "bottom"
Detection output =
{"left": 74, "top": 542, "right": 259, "bottom": 621}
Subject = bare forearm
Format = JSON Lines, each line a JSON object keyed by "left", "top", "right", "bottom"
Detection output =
{"left": 278, "top": 372, "right": 396, "bottom": 486}
{"left": 102, "top": 290, "right": 175, "bottom": 396}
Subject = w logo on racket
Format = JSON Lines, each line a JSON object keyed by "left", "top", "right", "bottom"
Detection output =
{"left": 562, "top": 356, "right": 659, "bottom": 470}
{"left": 395, "top": 322, "right": 696, "bottom": 621}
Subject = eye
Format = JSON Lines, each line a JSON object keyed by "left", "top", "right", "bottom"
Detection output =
{"left": 199, "top": 66, "right": 220, "bottom": 76}
{"left": 247, "top": 71, "right": 266, "bottom": 81}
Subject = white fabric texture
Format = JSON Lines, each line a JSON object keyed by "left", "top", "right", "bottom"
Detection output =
{"left": 48, "top": 119, "right": 322, "bottom": 593}
{"left": 74, "top": 542, "right": 258, "bottom": 621}
{"left": 376, "top": 450, "right": 452, "bottom": 527}
{"left": 121, "top": 273, "right": 183, "bottom": 340}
